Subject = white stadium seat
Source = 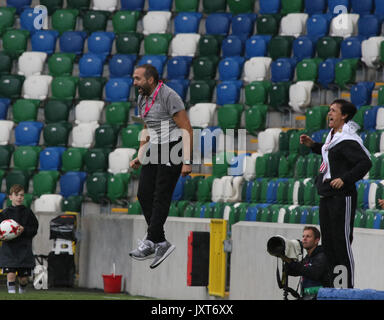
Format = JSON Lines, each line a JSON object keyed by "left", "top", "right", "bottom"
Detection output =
{"left": 18, "top": 52, "right": 47, "bottom": 77}
{"left": 243, "top": 57, "right": 272, "bottom": 82}
{"left": 330, "top": 13, "right": 359, "bottom": 38}
{"left": 0, "top": 120, "right": 14, "bottom": 145}
{"left": 74, "top": 100, "right": 105, "bottom": 124}
{"left": 22, "top": 75, "right": 52, "bottom": 100}
{"left": 71, "top": 122, "right": 99, "bottom": 148}
{"left": 143, "top": 11, "right": 172, "bottom": 35}
{"left": 33, "top": 194, "right": 63, "bottom": 212}
{"left": 224, "top": 176, "right": 244, "bottom": 202}
{"left": 257, "top": 128, "right": 282, "bottom": 154}
{"left": 289, "top": 81, "right": 314, "bottom": 112}
{"left": 92, "top": 0, "right": 117, "bottom": 12}
{"left": 171, "top": 33, "right": 201, "bottom": 57}
{"left": 243, "top": 152, "right": 262, "bottom": 181}
{"left": 361, "top": 36, "right": 384, "bottom": 68}
{"left": 212, "top": 177, "right": 225, "bottom": 202}
{"left": 280, "top": 13, "right": 308, "bottom": 38}
{"left": 108, "top": 148, "right": 137, "bottom": 174}
{"left": 188, "top": 103, "right": 216, "bottom": 128}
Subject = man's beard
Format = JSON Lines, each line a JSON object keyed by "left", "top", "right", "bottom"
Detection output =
{"left": 138, "top": 84, "right": 152, "bottom": 96}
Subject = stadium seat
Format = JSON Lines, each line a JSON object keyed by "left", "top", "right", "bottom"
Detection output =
{"left": 112, "top": 11, "right": 140, "bottom": 34}
{"left": 188, "top": 103, "right": 216, "bottom": 128}
{"left": 6, "top": 169, "right": 31, "bottom": 193}
{"left": 341, "top": 36, "right": 362, "bottom": 59}
{"left": 13, "top": 146, "right": 41, "bottom": 171}
{"left": 216, "top": 80, "right": 243, "bottom": 105}
{"left": 14, "top": 121, "right": 43, "bottom": 146}
{"left": 317, "top": 57, "right": 342, "bottom": 88}
{"left": 107, "top": 173, "right": 131, "bottom": 203}
{"left": 84, "top": 148, "right": 110, "bottom": 173}
{"left": 305, "top": 0, "right": 326, "bottom": 15}
{"left": 218, "top": 56, "right": 245, "bottom": 81}
{"left": 108, "top": 148, "right": 137, "bottom": 174}
{"left": 328, "top": 0, "right": 350, "bottom": 14}
{"left": 2, "top": 29, "right": 30, "bottom": 59}
{"left": 244, "top": 105, "right": 268, "bottom": 134}
{"left": 244, "top": 81, "right": 271, "bottom": 105}
{"left": 51, "top": 9, "right": 79, "bottom": 35}
{"left": 243, "top": 57, "right": 272, "bottom": 82}
{"left": 20, "top": 7, "right": 48, "bottom": 35}
{"left": 245, "top": 35, "right": 272, "bottom": 59}
{"left": 51, "top": 76, "right": 78, "bottom": 101}
{"left": 175, "top": 0, "right": 199, "bottom": 12}
{"left": 192, "top": 56, "right": 219, "bottom": 80}
{"left": 82, "top": 10, "right": 109, "bottom": 34}
{"left": 61, "top": 194, "right": 83, "bottom": 212}
{"left": 6, "top": 0, "right": 32, "bottom": 14}
{"left": 59, "top": 31, "right": 87, "bottom": 55}
{"left": 351, "top": 0, "right": 373, "bottom": 15}
{"left": 171, "top": 33, "right": 201, "bottom": 57}
{"left": 87, "top": 32, "right": 115, "bottom": 59}
{"left": 334, "top": 58, "right": 359, "bottom": 89}
{"left": 316, "top": 36, "right": 342, "bottom": 59}
{"left": 174, "top": 12, "right": 202, "bottom": 34}
{"left": 12, "top": 99, "right": 39, "bottom": 123}
{"left": 271, "top": 58, "right": 297, "bottom": 82}
{"left": 34, "top": 194, "right": 63, "bottom": 212}
{"left": 268, "top": 35, "right": 294, "bottom": 60}
{"left": 166, "top": 79, "right": 190, "bottom": 100}
{"left": 350, "top": 81, "right": 375, "bottom": 107}
{"left": 257, "top": 128, "right": 282, "bottom": 154}
{"left": 92, "top": 0, "right": 117, "bottom": 12}
{"left": 212, "top": 151, "right": 237, "bottom": 178}
{"left": 189, "top": 80, "right": 216, "bottom": 104}
{"left": 74, "top": 100, "right": 104, "bottom": 124}
{"left": 137, "top": 55, "right": 167, "bottom": 76}
{"left": 330, "top": 13, "right": 359, "bottom": 38}
{"left": 78, "top": 77, "right": 106, "bottom": 100}
{"left": 293, "top": 36, "right": 315, "bottom": 61}
{"left": 18, "top": 52, "right": 47, "bottom": 77}
{"left": 105, "top": 77, "right": 133, "bottom": 102}
{"left": 142, "top": 11, "right": 172, "bottom": 35}
{"left": 48, "top": 53, "right": 76, "bottom": 77}
{"left": 280, "top": 13, "right": 308, "bottom": 38}
{"left": 94, "top": 124, "right": 118, "bottom": 148}
{"left": 281, "top": 0, "right": 304, "bottom": 14}
{"left": 78, "top": 53, "right": 104, "bottom": 78}
{"left": 23, "top": 75, "right": 52, "bottom": 100}
{"left": 0, "top": 52, "right": 13, "bottom": 75}
{"left": 0, "top": 121, "right": 14, "bottom": 145}
{"left": 232, "top": 13, "right": 257, "bottom": 41}
{"left": 227, "top": 0, "right": 255, "bottom": 14}
{"left": 259, "top": 0, "right": 281, "bottom": 14}
{"left": 0, "top": 7, "right": 16, "bottom": 36}
{"left": 66, "top": 0, "right": 90, "bottom": 11}
{"left": 120, "top": 123, "right": 143, "bottom": 149}
{"left": 0, "top": 145, "right": 14, "bottom": 170}
{"left": 39, "top": 146, "right": 66, "bottom": 171}
{"left": 306, "top": 14, "right": 331, "bottom": 42}
{"left": 39, "top": 0, "right": 64, "bottom": 15}
{"left": 217, "top": 104, "right": 243, "bottom": 130}
{"left": 269, "top": 82, "right": 291, "bottom": 111}
{"left": 166, "top": 57, "right": 191, "bottom": 80}
{"left": 358, "top": 15, "right": 381, "bottom": 38}
{"left": 120, "top": 0, "right": 144, "bottom": 10}
{"left": 289, "top": 81, "right": 315, "bottom": 112}
{"left": 60, "top": 171, "right": 87, "bottom": 197}
{"left": 0, "top": 99, "right": 11, "bottom": 120}
{"left": 109, "top": 54, "right": 135, "bottom": 78}
{"left": 33, "top": 170, "right": 60, "bottom": 197}
{"left": 202, "top": 0, "right": 227, "bottom": 13}
{"left": 221, "top": 35, "right": 244, "bottom": 57}
{"left": 61, "top": 147, "right": 87, "bottom": 172}
{"left": 296, "top": 58, "right": 322, "bottom": 82}
{"left": 115, "top": 33, "right": 143, "bottom": 55}
{"left": 256, "top": 14, "right": 280, "bottom": 36}
{"left": 205, "top": 13, "right": 232, "bottom": 36}
{"left": 71, "top": 122, "right": 99, "bottom": 148}
{"left": 105, "top": 102, "right": 131, "bottom": 127}
{"left": 362, "top": 36, "right": 384, "bottom": 68}
{"left": 198, "top": 34, "right": 223, "bottom": 56}
{"left": 144, "top": 33, "right": 173, "bottom": 55}
{"left": 31, "top": 30, "right": 59, "bottom": 55}
{"left": 86, "top": 172, "right": 109, "bottom": 203}
{"left": 376, "top": 0, "right": 384, "bottom": 19}
{"left": 0, "top": 74, "right": 25, "bottom": 99}
{"left": 43, "top": 122, "right": 72, "bottom": 147}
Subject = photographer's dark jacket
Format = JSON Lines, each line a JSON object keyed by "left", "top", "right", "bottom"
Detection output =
{"left": 285, "top": 245, "right": 331, "bottom": 290}
{"left": 0, "top": 205, "right": 39, "bottom": 268}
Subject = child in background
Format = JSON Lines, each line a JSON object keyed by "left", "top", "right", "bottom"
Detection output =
{"left": 0, "top": 185, "right": 39, "bottom": 293}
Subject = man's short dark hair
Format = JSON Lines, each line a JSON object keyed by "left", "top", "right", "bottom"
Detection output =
{"left": 136, "top": 64, "right": 159, "bottom": 84}
{"left": 303, "top": 226, "right": 321, "bottom": 240}
{"left": 331, "top": 99, "right": 357, "bottom": 123}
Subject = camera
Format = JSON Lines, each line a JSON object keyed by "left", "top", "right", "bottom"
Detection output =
{"left": 267, "top": 235, "right": 304, "bottom": 262}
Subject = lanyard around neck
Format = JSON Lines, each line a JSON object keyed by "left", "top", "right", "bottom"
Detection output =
{"left": 142, "top": 81, "right": 163, "bottom": 118}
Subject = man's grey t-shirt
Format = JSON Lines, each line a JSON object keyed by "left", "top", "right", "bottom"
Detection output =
{"left": 138, "top": 82, "right": 185, "bottom": 144}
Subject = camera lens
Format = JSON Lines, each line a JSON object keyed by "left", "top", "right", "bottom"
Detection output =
{"left": 267, "top": 236, "right": 285, "bottom": 257}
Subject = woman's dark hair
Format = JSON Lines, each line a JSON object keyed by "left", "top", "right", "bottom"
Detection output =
{"left": 136, "top": 64, "right": 159, "bottom": 84}
{"left": 331, "top": 99, "right": 357, "bottom": 123}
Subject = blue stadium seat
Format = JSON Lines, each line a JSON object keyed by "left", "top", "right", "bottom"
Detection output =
{"left": 174, "top": 12, "right": 202, "bottom": 34}
{"left": 246, "top": 205, "right": 258, "bottom": 221}
{"left": 328, "top": 0, "right": 350, "bottom": 14}
{"left": 228, "top": 153, "right": 251, "bottom": 176}
{"left": 165, "top": 79, "right": 190, "bottom": 100}
{"left": 318, "top": 58, "right": 342, "bottom": 88}
{"left": 121, "top": 0, "right": 144, "bottom": 11}
{"left": 259, "top": 0, "right": 281, "bottom": 14}
{"left": 59, "top": 31, "right": 88, "bottom": 55}
{"left": 79, "top": 53, "right": 105, "bottom": 78}
{"left": 60, "top": 171, "right": 87, "bottom": 197}
{"left": 358, "top": 15, "right": 380, "bottom": 38}
{"left": 375, "top": 0, "right": 384, "bottom": 19}
{"left": 364, "top": 105, "right": 380, "bottom": 130}
{"left": 14, "top": 121, "right": 44, "bottom": 146}
{"left": 231, "top": 13, "right": 257, "bottom": 41}
{"left": 351, "top": 0, "right": 373, "bottom": 15}
{"left": 31, "top": 30, "right": 59, "bottom": 55}
{"left": 341, "top": 36, "right": 362, "bottom": 59}
{"left": 87, "top": 32, "right": 115, "bottom": 59}
{"left": 6, "top": 0, "right": 32, "bottom": 14}
{"left": 293, "top": 36, "right": 315, "bottom": 61}
{"left": 216, "top": 80, "right": 243, "bottom": 105}
{"left": 199, "top": 126, "right": 221, "bottom": 158}
{"left": 172, "top": 175, "right": 191, "bottom": 201}
{"left": 218, "top": 56, "right": 245, "bottom": 81}
{"left": 109, "top": 54, "right": 135, "bottom": 78}
{"left": 305, "top": 0, "right": 327, "bottom": 15}
{"left": 306, "top": 14, "right": 332, "bottom": 42}
{"left": 105, "top": 77, "right": 133, "bottom": 102}
{"left": 205, "top": 13, "right": 232, "bottom": 36}
{"left": 39, "top": 146, "right": 66, "bottom": 171}
{"left": 271, "top": 58, "right": 297, "bottom": 82}
{"left": 0, "top": 193, "right": 6, "bottom": 209}
{"left": 245, "top": 35, "right": 271, "bottom": 58}
{"left": 350, "top": 82, "right": 375, "bottom": 108}
{"left": 0, "top": 98, "right": 11, "bottom": 120}
{"left": 138, "top": 55, "right": 167, "bottom": 77}
{"left": 166, "top": 56, "right": 192, "bottom": 79}
{"left": 148, "top": 0, "right": 173, "bottom": 11}
{"left": 222, "top": 35, "right": 244, "bottom": 57}
{"left": 20, "top": 8, "right": 43, "bottom": 34}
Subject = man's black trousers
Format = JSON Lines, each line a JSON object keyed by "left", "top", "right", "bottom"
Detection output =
{"left": 319, "top": 193, "right": 356, "bottom": 289}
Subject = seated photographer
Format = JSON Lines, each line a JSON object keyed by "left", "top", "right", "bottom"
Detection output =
{"left": 282, "top": 226, "right": 331, "bottom": 296}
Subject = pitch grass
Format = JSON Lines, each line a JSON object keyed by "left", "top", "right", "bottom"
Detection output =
{"left": 0, "top": 286, "right": 154, "bottom": 300}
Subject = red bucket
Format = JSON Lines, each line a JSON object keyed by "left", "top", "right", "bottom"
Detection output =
{"left": 102, "top": 274, "right": 122, "bottom": 293}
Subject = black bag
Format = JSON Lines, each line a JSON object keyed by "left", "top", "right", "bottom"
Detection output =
{"left": 48, "top": 252, "right": 75, "bottom": 288}
{"left": 49, "top": 214, "right": 77, "bottom": 241}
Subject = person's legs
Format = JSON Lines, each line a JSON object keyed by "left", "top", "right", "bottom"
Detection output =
{"left": 137, "top": 163, "right": 158, "bottom": 227}
{"left": 6, "top": 271, "right": 16, "bottom": 293}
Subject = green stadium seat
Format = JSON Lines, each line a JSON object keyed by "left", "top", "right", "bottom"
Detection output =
{"left": 281, "top": 0, "right": 304, "bottom": 14}
{"left": 334, "top": 58, "right": 359, "bottom": 90}
{"left": 0, "top": 74, "right": 25, "bottom": 99}
{"left": 256, "top": 14, "right": 280, "bottom": 36}
{"left": 269, "top": 82, "right": 290, "bottom": 111}
{"left": 296, "top": 58, "right": 322, "bottom": 82}
{"left": 94, "top": 124, "right": 119, "bottom": 149}
{"left": 305, "top": 105, "right": 329, "bottom": 131}
{"left": 175, "top": 0, "right": 199, "bottom": 12}
{"left": 61, "top": 195, "right": 83, "bottom": 213}
{"left": 217, "top": 104, "right": 243, "bottom": 130}
{"left": 32, "top": 170, "right": 60, "bottom": 197}
{"left": 66, "top": 0, "right": 90, "bottom": 11}
{"left": 189, "top": 80, "right": 216, "bottom": 105}
{"left": 192, "top": 56, "right": 219, "bottom": 80}
{"left": 78, "top": 77, "right": 106, "bottom": 100}
{"left": 112, "top": 11, "right": 140, "bottom": 34}
{"left": 289, "top": 129, "right": 311, "bottom": 156}
{"left": 278, "top": 153, "right": 298, "bottom": 178}
{"left": 244, "top": 81, "right": 271, "bottom": 106}
{"left": 365, "top": 130, "right": 380, "bottom": 154}
{"left": 316, "top": 36, "right": 343, "bottom": 60}
{"left": 378, "top": 86, "right": 384, "bottom": 105}
{"left": 105, "top": 102, "right": 131, "bottom": 126}
{"left": 127, "top": 200, "right": 142, "bottom": 215}
{"left": 294, "top": 156, "right": 307, "bottom": 179}
{"left": 278, "top": 129, "right": 297, "bottom": 153}
{"left": 52, "top": 9, "right": 79, "bottom": 35}
{"left": 43, "top": 122, "right": 72, "bottom": 147}
{"left": 61, "top": 147, "right": 88, "bottom": 172}
{"left": 168, "top": 201, "right": 179, "bottom": 217}
{"left": 84, "top": 148, "right": 110, "bottom": 173}
{"left": 107, "top": 173, "right": 131, "bottom": 203}
{"left": 115, "top": 32, "right": 143, "bottom": 55}
{"left": 40, "top": 0, "right": 64, "bottom": 15}
{"left": 144, "top": 33, "right": 173, "bottom": 55}
{"left": 0, "top": 7, "right": 16, "bottom": 36}
{"left": 183, "top": 175, "right": 204, "bottom": 201}
{"left": 352, "top": 105, "right": 371, "bottom": 129}
{"left": 51, "top": 76, "right": 79, "bottom": 100}
{"left": 202, "top": 0, "right": 227, "bottom": 13}
{"left": 0, "top": 145, "right": 14, "bottom": 170}
{"left": 13, "top": 146, "right": 41, "bottom": 172}
{"left": 86, "top": 171, "right": 109, "bottom": 203}
{"left": 48, "top": 53, "right": 76, "bottom": 77}
{"left": 228, "top": 0, "right": 255, "bottom": 14}
{"left": 268, "top": 35, "right": 294, "bottom": 60}
{"left": 305, "top": 153, "right": 322, "bottom": 178}
{"left": 0, "top": 52, "right": 13, "bottom": 75}
{"left": 196, "top": 176, "right": 215, "bottom": 202}
{"left": 44, "top": 99, "right": 72, "bottom": 123}
{"left": 212, "top": 151, "right": 236, "bottom": 178}
{"left": 82, "top": 10, "right": 109, "bottom": 33}
{"left": 120, "top": 123, "right": 143, "bottom": 149}
{"left": 6, "top": 170, "right": 31, "bottom": 193}
{"left": 12, "top": 99, "right": 40, "bottom": 123}
{"left": 198, "top": 34, "right": 223, "bottom": 57}
{"left": 2, "top": 29, "right": 30, "bottom": 59}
